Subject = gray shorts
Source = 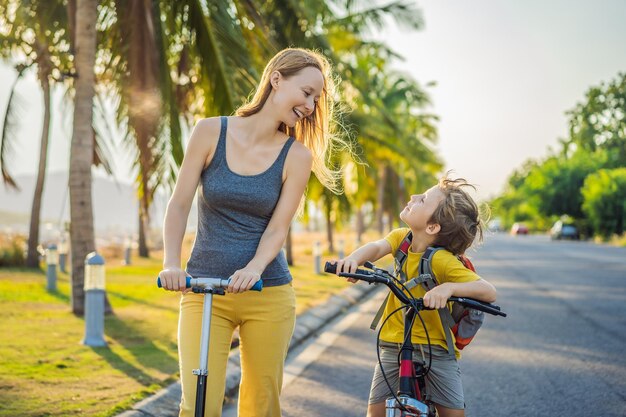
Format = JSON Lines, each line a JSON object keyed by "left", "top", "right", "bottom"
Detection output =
{"left": 368, "top": 342, "right": 465, "bottom": 409}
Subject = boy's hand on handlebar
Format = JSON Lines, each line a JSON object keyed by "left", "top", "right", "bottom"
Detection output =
{"left": 332, "top": 258, "right": 360, "bottom": 283}
{"left": 228, "top": 267, "right": 261, "bottom": 293}
{"left": 158, "top": 267, "right": 189, "bottom": 293}
{"left": 423, "top": 283, "right": 453, "bottom": 309}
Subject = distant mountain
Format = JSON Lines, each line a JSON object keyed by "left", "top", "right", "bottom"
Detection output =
{"left": 0, "top": 171, "right": 196, "bottom": 237}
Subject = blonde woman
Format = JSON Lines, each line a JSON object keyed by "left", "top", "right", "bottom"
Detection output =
{"left": 158, "top": 48, "right": 341, "bottom": 417}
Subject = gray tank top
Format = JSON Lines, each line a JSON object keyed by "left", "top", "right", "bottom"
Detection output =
{"left": 186, "top": 116, "right": 294, "bottom": 287}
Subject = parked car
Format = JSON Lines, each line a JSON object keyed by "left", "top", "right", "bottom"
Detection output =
{"left": 510, "top": 222, "right": 529, "bottom": 235}
{"left": 550, "top": 221, "right": 579, "bottom": 240}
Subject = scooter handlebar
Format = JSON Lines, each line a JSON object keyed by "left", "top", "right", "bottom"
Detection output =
{"left": 157, "top": 276, "right": 263, "bottom": 291}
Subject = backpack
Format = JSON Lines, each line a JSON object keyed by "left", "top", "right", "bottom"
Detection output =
{"left": 370, "top": 231, "right": 485, "bottom": 357}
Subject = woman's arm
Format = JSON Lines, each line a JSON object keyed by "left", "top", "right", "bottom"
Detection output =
{"left": 159, "top": 118, "right": 219, "bottom": 291}
{"left": 227, "top": 142, "right": 313, "bottom": 293}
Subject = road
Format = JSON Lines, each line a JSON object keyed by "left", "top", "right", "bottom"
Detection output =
{"left": 231, "top": 234, "right": 626, "bottom": 417}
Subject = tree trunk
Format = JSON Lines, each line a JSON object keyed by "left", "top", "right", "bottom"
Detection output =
{"left": 25, "top": 77, "right": 51, "bottom": 268}
{"left": 398, "top": 175, "right": 406, "bottom": 228}
{"left": 69, "top": 0, "right": 98, "bottom": 316}
{"left": 376, "top": 164, "right": 388, "bottom": 235}
{"left": 285, "top": 224, "right": 293, "bottom": 266}
{"left": 66, "top": 0, "right": 77, "bottom": 53}
{"left": 138, "top": 209, "right": 149, "bottom": 257}
{"left": 325, "top": 198, "right": 334, "bottom": 253}
{"left": 356, "top": 205, "right": 364, "bottom": 246}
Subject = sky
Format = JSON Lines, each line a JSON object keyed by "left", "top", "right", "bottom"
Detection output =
{"left": 1, "top": 0, "right": 626, "bottom": 201}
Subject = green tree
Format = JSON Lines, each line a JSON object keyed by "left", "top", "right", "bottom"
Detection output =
{"left": 0, "top": 0, "right": 72, "bottom": 267}
{"left": 566, "top": 72, "right": 626, "bottom": 167}
{"left": 98, "top": 0, "right": 266, "bottom": 257}
{"left": 493, "top": 72, "right": 626, "bottom": 237}
{"left": 344, "top": 47, "right": 441, "bottom": 235}
{"left": 581, "top": 168, "right": 626, "bottom": 238}
{"left": 100, "top": 0, "right": 367, "bottom": 257}
{"left": 97, "top": 0, "right": 438, "bottom": 259}
{"left": 522, "top": 152, "right": 602, "bottom": 219}
{"left": 489, "top": 161, "right": 541, "bottom": 229}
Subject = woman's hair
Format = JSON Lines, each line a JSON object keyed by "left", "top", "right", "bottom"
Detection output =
{"left": 429, "top": 175, "right": 487, "bottom": 255}
{"left": 236, "top": 48, "right": 341, "bottom": 192}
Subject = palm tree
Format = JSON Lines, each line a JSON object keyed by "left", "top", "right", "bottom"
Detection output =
{"left": 267, "top": 1, "right": 436, "bottom": 251}
{"left": 97, "top": 0, "right": 266, "bottom": 257}
{"left": 322, "top": 2, "right": 438, "bottom": 243}
{"left": 97, "top": 0, "right": 357, "bottom": 258}
{"left": 97, "top": 0, "right": 437, "bottom": 262}
{"left": 345, "top": 46, "right": 441, "bottom": 235}
{"left": 69, "top": 0, "right": 98, "bottom": 315}
{"left": 0, "top": 0, "right": 73, "bottom": 268}
{"left": 103, "top": 0, "right": 166, "bottom": 258}
{"left": 0, "top": 64, "right": 29, "bottom": 190}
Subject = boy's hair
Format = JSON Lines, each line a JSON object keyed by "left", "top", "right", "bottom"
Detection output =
{"left": 428, "top": 175, "right": 485, "bottom": 255}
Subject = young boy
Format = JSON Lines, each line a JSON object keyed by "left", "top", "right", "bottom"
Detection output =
{"left": 332, "top": 176, "right": 497, "bottom": 417}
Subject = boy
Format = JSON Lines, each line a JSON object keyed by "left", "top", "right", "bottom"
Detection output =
{"left": 333, "top": 176, "right": 497, "bottom": 417}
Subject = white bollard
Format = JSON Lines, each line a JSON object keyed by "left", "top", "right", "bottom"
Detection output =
{"left": 313, "top": 241, "right": 321, "bottom": 275}
{"left": 58, "top": 240, "right": 68, "bottom": 273}
{"left": 82, "top": 252, "right": 107, "bottom": 347}
{"left": 46, "top": 244, "right": 58, "bottom": 292}
{"left": 338, "top": 238, "right": 345, "bottom": 260}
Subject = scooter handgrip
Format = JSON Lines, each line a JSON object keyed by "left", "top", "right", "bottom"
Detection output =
{"left": 156, "top": 276, "right": 192, "bottom": 288}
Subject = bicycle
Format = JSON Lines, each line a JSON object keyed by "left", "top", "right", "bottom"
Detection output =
{"left": 324, "top": 261, "right": 506, "bottom": 417}
{"left": 157, "top": 275, "right": 263, "bottom": 417}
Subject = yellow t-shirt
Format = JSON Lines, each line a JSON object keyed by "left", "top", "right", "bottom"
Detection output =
{"left": 379, "top": 228, "right": 480, "bottom": 356}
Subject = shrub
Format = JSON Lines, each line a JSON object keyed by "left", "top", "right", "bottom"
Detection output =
{"left": 581, "top": 168, "right": 626, "bottom": 239}
{"left": 0, "top": 233, "right": 26, "bottom": 267}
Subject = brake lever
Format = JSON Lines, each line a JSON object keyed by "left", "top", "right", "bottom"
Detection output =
{"left": 364, "top": 261, "right": 395, "bottom": 279}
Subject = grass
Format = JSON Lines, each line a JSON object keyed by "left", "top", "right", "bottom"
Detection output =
{"left": 0, "top": 230, "right": 385, "bottom": 417}
{"left": 0, "top": 259, "right": 180, "bottom": 417}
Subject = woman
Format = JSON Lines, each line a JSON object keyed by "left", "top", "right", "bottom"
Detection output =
{"left": 158, "top": 48, "right": 342, "bottom": 417}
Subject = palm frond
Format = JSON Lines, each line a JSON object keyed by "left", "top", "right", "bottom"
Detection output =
{"left": 0, "top": 65, "right": 29, "bottom": 190}
{"left": 92, "top": 124, "right": 115, "bottom": 175}
{"left": 92, "top": 95, "right": 117, "bottom": 176}
{"left": 154, "top": 2, "right": 184, "bottom": 168}
{"left": 332, "top": 1, "right": 423, "bottom": 34}
{"left": 176, "top": 0, "right": 254, "bottom": 114}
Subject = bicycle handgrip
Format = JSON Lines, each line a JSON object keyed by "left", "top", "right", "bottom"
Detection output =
{"left": 157, "top": 276, "right": 263, "bottom": 292}
{"left": 450, "top": 296, "right": 507, "bottom": 317}
{"left": 323, "top": 261, "right": 370, "bottom": 276}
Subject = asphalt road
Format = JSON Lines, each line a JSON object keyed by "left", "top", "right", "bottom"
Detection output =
{"left": 272, "top": 234, "right": 626, "bottom": 417}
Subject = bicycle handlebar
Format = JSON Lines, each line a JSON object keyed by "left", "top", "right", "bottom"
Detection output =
{"left": 324, "top": 261, "right": 506, "bottom": 317}
{"left": 157, "top": 276, "right": 263, "bottom": 292}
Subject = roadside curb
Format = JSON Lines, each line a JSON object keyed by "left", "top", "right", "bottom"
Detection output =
{"left": 115, "top": 281, "right": 380, "bottom": 417}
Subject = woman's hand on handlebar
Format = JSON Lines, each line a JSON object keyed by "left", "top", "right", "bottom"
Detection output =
{"left": 228, "top": 267, "right": 261, "bottom": 293}
{"left": 158, "top": 267, "right": 189, "bottom": 293}
{"left": 330, "top": 258, "right": 360, "bottom": 283}
{"left": 423, "top": 282, "right": 453, "bottom": 309}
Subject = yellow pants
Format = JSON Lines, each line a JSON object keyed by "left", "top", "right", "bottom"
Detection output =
{"left": 178, "top": 283, "right": 296, "bottom": 417}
